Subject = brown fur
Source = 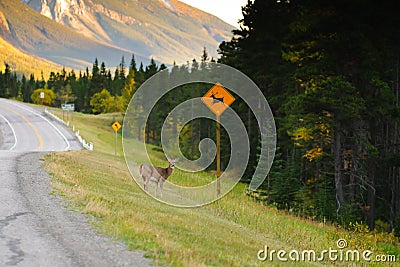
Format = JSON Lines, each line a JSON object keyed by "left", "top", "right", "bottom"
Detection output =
{"left": 138, "top": 158, "right": 177, "bottom": 198}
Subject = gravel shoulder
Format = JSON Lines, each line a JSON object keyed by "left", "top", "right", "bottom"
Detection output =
{"left": 15, "top": 152, "right": 153, "bottom": 267}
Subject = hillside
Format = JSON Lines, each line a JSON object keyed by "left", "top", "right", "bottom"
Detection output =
{"left": 0, "top": 0, "right": 145, "bottom": 70}
{"left": 43, "top": 108, "right": 399, "bottom": 266}
{"left": 0, "top": 35, "right": 62, "bottom": 79}
{"left": 3, "top": 0, "right": 234, "bottom": 70}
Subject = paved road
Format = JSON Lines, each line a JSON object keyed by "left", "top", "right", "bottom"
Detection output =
{"left": 0, "top": 99, "right": 81, "bottom": 152}
{"left": 0, "top": 99, "right": 152, "bottom": 266}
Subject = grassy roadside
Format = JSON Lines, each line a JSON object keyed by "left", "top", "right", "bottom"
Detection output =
{"left": 44, "top": 108, "right": 399, "bottom": 266}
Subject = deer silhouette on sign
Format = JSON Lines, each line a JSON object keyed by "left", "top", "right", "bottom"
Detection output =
{"left": 210, "top": 91, "right": 224, "bottom": 104}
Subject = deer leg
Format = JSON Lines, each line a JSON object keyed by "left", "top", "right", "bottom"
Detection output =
{"left": 155, "top": 180, "right": 158, "bottom": 196}
{"left": 144, "top": 177, "right": 149, "bottom": 192}
{"left": 160, "top": 179, "right": 164, "bottom": 198}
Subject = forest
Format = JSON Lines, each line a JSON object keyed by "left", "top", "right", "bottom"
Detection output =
{"left": 0, "top": 0, "right": 399, "bottom": 235}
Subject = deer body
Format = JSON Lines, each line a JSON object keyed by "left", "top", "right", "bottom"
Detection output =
{"left": 211, "top": 91, "right": 224, "bottom": 104}
{"left": 139, "top": 158, "right": 177, "bottom": 198}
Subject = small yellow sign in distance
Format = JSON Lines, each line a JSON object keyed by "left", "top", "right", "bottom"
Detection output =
{"left": 201, "top": 82, "right": 235, "bottom": 116}
{"left": 112, "top": 121, "right": 122, "bottom": 131}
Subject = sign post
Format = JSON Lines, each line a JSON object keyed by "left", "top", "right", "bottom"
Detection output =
{"left": 40, "top": 91, "right": 44, "bottom": 107}
{"left": 62, "top": 104, "right": 75, "bottom": 122}
{"left": 216, "top": 115, "right": 221, "bottom": 195}
{"left": 201, "top": 82, "right": 235, "bottom": 196}
{"left": 112, "top": 121, "right": 122, "bottom": 156}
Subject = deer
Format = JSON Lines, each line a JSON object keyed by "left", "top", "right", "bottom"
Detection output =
{"left": 210, "top": 91, "right": 224, "bottom": 104}
{"left": 138, "top": 157, "right": 178, "bottom": 198}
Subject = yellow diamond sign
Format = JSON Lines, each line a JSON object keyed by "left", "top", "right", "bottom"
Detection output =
{"left": 201, "top": 82, "right": 235, "bottom": 116}
{"left": 112, "top": 121, "right": 122, "bottom": 131}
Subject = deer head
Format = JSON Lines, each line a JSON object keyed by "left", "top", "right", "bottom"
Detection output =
{"left": 167, "top": 156, "right": 178, "bottom": 168}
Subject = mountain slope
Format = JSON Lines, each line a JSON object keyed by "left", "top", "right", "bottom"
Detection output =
{"left": 20, "top": 0, "right": 233, "bottom": 65}
{"left": 0, "top": 0, "right": 140, "bottom": 69}
{"left": 0, "top": 35, "right": 62, "bottom": 79}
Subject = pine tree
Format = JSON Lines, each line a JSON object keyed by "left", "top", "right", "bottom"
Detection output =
{"left": 129, "top": 54, "right": 137, "bottom": 72}
{"left": 21, "top": 74, "right": 29, "bottom": 102}
{"left": 119, "top": 56, "right": 126, "bottom": 81}
{"left": 121, "top": 64, "right": 135, "bottom": 110}
{"left": 89, "top": 58, "right": 102, "bottom": 102}
{"left": 145, "top": 58, "right": 158, "bottom": 79}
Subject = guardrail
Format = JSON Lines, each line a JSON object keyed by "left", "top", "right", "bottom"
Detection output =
{"left": 74, "top": 129, "right": 94, "bottom": 150}
{"left": 44, "top": 108, "right": 93, "bottom": 151}
{"left": 45, "top": 108, "right": 69, "bottom": 127}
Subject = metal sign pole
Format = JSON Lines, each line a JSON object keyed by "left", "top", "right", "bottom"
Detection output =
{"left": 112, "top": 122, "right": 122, "bottom": 156}
{"left": 201, "top": 82, "right": 235, "bottom": 198}
{"left": 115, "top": 130, "right": 118, "bottom": 156}
{"left": 216, "top": 114, "right": 221, "bottom": 196}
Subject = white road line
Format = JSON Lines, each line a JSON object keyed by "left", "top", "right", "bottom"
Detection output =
{"left": 6, "top": 101, "right": 70, "bottom": 151}
{"left": 0, "top": 112, "right": 18, "bottom": 150}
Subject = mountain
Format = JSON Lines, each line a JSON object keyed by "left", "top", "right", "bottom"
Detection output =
{"left": 0, "top": 0, "right": 233, "bottom": 71}
{"left": 0, "top": 0, "right": 137, "bottom": 70}
{"left": 0, "top": 34, "right": 62, "bottom": 79}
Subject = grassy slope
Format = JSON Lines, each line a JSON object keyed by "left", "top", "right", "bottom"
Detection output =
{"left": 44, "top": 108, "right": 399, "bottom": 266}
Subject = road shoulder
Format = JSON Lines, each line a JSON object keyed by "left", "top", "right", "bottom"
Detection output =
{"left": 17, "top": 152, "right": 153, "bottom": 267}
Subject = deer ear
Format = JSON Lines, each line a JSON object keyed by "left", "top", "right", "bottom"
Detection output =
{"left": 174, "top": 157, "right": 179, "bottom": 162}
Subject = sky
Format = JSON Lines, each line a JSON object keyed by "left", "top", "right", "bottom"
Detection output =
{"left": 178, "top": 0, "right": 248, "bottom": 28}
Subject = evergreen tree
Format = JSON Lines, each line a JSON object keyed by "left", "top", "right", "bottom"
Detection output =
{"left": 119, "top": 56, "right": 126, "bottom": 82}
{"left": 89, "top": 58, "right": 102, "bottom": 98}
{"left": 145, "top": 58, "right": 158, "bottom": 79}
{"left": 21, "top": 75, "right": 29, "bottom": 102}
{"left": 218, "top": 0, "right": 400, "bottom": 231}
{"left": 121, "top": 63, "right": 136, "bottom": 110}
{"left": 129, "top": 54, "right": 137, "bottom": 72}
{"left": 135, "top": 62, "right": 145, "bottom": 89}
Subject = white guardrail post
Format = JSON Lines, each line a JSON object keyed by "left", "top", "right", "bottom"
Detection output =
{"left": 45, "top": 108, "right": 93, "bottom": 151}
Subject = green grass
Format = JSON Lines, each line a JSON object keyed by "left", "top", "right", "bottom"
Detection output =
{"left": 48, "top": 108, "right": 216, "bottom": 187}
{"left": 44, "top": 109, "right": 400, "bottom": 266}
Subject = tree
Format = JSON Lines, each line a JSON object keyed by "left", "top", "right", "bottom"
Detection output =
{"left": 90, "top": 89, "right": 121, "bottom": 114}
{"left": 31, "top": 86, "right": 56, "bottom": 106}
{"left": 145, "top": 58, "right": 158, "bottom": 79}
{"left": 57, "top": 82, "right": 77, "bottom": 104}
{"left": 218, "top": 0, "right": 400, "bottom": 231}
{"left": 119, "top": 56, "right": 126, "bottom": 81}
{"left": 121, "top": 65, "right": 136, "bottom": 110}
{"left": 200, "top": 46, "right": 209, "bottom": 70}
{"left": 129, "top": 54, "right": 137, "bottom": 72}
{"left": 89, "top": 58, "right": 102, "bottom": 97}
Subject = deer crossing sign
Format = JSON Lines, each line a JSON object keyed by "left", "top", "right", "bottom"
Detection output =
{"left": 201, "top": 82, "right": 235, "bottom": 196}
{"left": 201, "top": 82, "right": 235, "bottom": 116}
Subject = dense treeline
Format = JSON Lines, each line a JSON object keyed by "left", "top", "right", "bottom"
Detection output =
{"left": 0, "top": 50, "right": 223, "bottom": 164}
{"left": 1, "top": 0, "right": 399, "bottom": 235}
{"left": 0, "top": 55, "right": 166, "bottom": 113}
{"left": 0, "top": 63, "right": 25, "bottom": 100}
{"left": 218, "top": 0, "right": 400, "bottom": 234}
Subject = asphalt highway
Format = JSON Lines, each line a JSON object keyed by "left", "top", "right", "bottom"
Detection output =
{"left": 0, "top": 99, "right": 151, "bottom": 266}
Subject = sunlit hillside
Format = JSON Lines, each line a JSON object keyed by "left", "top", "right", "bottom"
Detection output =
{"left": 0, "top": 0, "right": 234, "bottom": 72}
{"left": 0, "top": 36, "right": 62, "bottom": 79}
